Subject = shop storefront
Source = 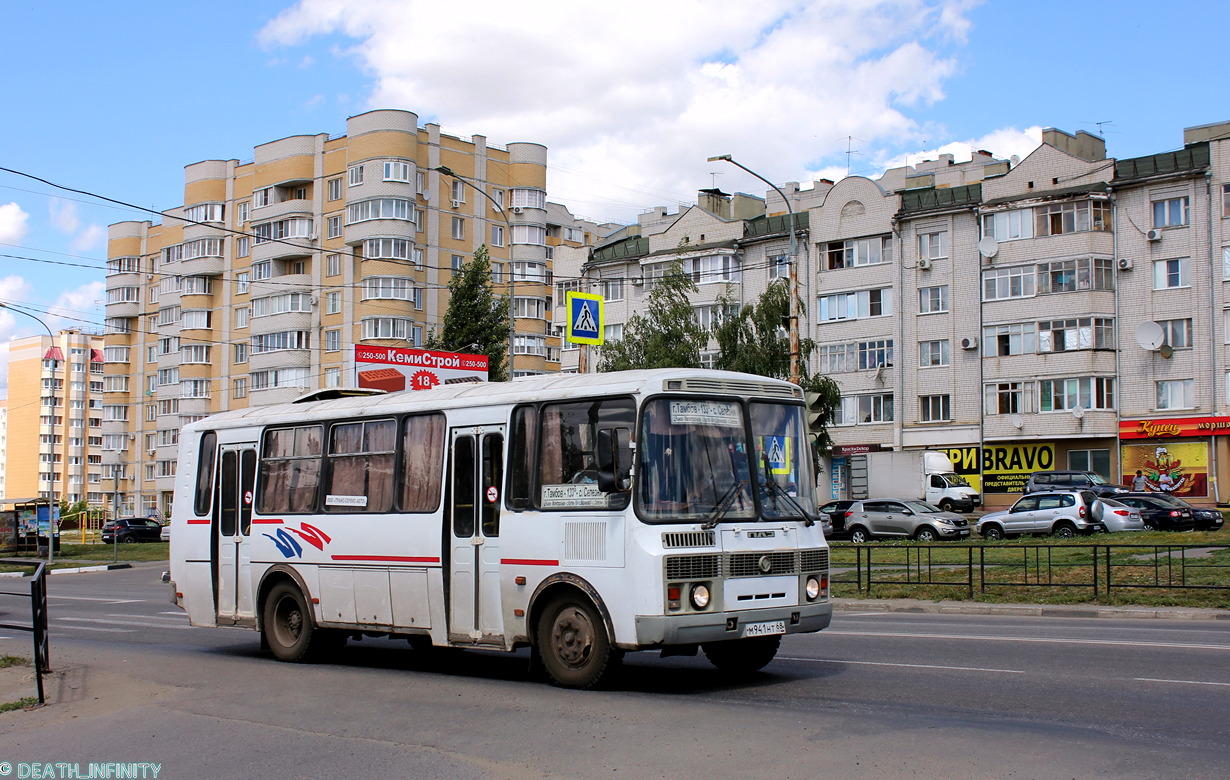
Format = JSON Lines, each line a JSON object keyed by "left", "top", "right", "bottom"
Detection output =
{"left": 1119, "top": 416, "right": 1230, "bottom": 505}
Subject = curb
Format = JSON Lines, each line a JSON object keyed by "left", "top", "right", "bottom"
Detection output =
{"left": 0, "top": 563, "right": 133, "bottom": 578}
{"left": 833, "top": 598, "right": 1230, "bottom": 620}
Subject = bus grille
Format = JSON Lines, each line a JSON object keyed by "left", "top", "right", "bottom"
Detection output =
{"left": 800, "top": 548, "right": 829, "bottom": 572}
{"left": 728, "top": 551, "right": 797, "bottom": 577}
{"left": 665, "top": 548, "right": 829, "bottom": 580}
{"left": 670, "top": 378, "right": 801, "bottom": 399}
{"left": 665, "top": 554, "right": 722, "bottom": 580}
{"left": 662, "top": 531, "right": 716, "bottom": 549}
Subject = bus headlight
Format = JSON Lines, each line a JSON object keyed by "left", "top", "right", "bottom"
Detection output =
{"left": 805, "top": 576, "right": 821, "bottom": 601}
{"left": 690, "top": 584, "right": 711, "bottom": 610}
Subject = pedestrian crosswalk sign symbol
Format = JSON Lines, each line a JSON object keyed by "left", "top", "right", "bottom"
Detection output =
{"left": 764, "top": 435, "right": 790, "bottom": 475}
{"left": 566, "top": 292, "right": 603, "bottom": 345}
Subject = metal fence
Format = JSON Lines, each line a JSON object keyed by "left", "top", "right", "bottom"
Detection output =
{"left": 0, "top": 562, "right": 49, "bottom": 704}
{"left": 831, "top": 543, "right": 1230, "bottom": 599}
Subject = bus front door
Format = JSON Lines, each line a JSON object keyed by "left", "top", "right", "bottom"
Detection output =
{"left": 447, "top": 426, "right": 505, "bottom": 645}
{"left": 214, "top": 444, "right": 257, "bottom": 625}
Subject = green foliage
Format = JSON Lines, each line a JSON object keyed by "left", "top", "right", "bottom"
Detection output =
{"left": 713, "top": 279, "right": 841, "bottom": 455}
{"left": 597, "top": 260, "right": 707, "bottom": 372}
{"left": 424, "top": 244, "right": 510, "bottom": 382}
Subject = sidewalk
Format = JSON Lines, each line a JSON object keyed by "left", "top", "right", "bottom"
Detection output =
{"left": 833, "top": 597, "right": 1230, "bottom": 620}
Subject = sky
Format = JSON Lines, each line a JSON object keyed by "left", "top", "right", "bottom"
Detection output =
{"left": 1, "top": 0, "right": 1228, "bottom": 394}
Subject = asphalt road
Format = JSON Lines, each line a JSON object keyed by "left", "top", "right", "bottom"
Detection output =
{"left": 1, "top": 564, "right": 1228, "bottom": 779}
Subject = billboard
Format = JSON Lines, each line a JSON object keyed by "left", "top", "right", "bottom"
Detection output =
{"left": 1120, "top": 441, "right": 1209, "bottom": 497}
{"left": 940, "top": 444, "right": 1056, "bottom": 494}
{"left": 354, "top": 346, "right": 488, "bottom": 392}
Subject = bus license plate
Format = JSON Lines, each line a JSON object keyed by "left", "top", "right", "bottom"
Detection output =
{"left": 741, "top": 620, "right": 786, "bottom": 638}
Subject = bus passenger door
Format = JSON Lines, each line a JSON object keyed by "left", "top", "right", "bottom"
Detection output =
{"left": 447, "top": 426, "right": 505, "bottom": 645}
{"left": 215, "top": 444, "right": 257, "bottom": 624}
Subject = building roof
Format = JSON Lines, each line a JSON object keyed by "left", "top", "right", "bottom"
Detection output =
{"left": 897, "top": 183, "right": 983, "bottom": 215}
{"left": 591, "top": 235, "right": 648, "bottom": 263}
{"left": 743, "top": 211, "right": 810, "bottom": 238}
{"left": 1113, "top": 142, "right": 1209, "bottom": 183}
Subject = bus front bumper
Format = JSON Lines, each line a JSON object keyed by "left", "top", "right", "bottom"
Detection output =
{"left": 633, "top": 601, "right": 833, "bottom": 647}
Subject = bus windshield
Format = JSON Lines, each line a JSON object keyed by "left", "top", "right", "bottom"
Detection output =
{"left": 636, "top": 398, "right": 815, "bottom": 524}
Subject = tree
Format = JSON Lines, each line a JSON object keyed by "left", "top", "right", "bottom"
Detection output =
{"left": 597, "top": 260, "right": 707, "bottom": 372}
{"left": 424, "top": 244, "right": 511, "bottom": 382}
{"left": 713, "top": 279, "right": 841, "bottom": 457}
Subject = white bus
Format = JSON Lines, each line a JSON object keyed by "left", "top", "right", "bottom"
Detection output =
{"left": 168, "top": 368, "right": 831, "bottom": 688}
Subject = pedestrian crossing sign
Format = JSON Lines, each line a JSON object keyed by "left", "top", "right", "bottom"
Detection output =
{"left": 566, "top": 292, "right": 603, "bottom": 346}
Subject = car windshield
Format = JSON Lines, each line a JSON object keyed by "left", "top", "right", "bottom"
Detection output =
{"left": 946, "top": 473, "right": 970, "bottom": 487}
{"left": 1087, "top": 473, "right": 1110, "bottom": 485}
{"left": 903, "top": 500, "right": 943, "bottom": 513}
{"left": 636, "top": 398, "right": 815, "bottom": 524}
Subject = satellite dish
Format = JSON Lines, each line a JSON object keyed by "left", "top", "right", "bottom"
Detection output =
{"left": 1134, "top": 321, "right": 1165, "bottom": 351}
{"left": 1159, "top": 344, "right": 1174, "bottom": 359}
{"left": 977, "top": 236, "right": 999, "bottom": 258}
{"left": 1072, "top": 406, "right": 1086, "bottom": 420}
{"left": 1010, "top": 414, "right": 1023, "bottom": 429}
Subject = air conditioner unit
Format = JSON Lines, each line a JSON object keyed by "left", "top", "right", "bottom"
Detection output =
{"left": 631, "top": 277, "right": 644, "bottom": 287}
{"left": 960, "top": 337, "right": 978, "bottom": 350}
{"left": 1117, "top": 257, "right": 1134, "bottom": 271}
{"left": 511, "top": 207, "right": 524, "bottom": 215}
{"left": 918, "top": 257, "right": 932, "bottom": 270}
{"left": 1146, "top": 229, "right": 1163, "bottom": 241}
{"left": 451, "top": 199, "right": 464, "bottom": 209}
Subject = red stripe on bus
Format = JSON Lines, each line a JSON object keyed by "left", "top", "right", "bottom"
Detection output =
{"left": 330, "top": 555, "right": 440, "bottom": 563}
{"left": 252, "top": 518, "right": 284, "bottom": 525}
{"left": 501, "top": 558, "right": 559, "bottom": 566}
{"left": 185, "top": 519, "right": 210, "bottom": 525}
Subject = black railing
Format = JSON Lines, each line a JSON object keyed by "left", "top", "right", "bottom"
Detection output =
{"left": 0, "top": 562, "right": 49, "bottom": 704}
{"left": 831, "top": 543, "right": 1230, "bottom": 599}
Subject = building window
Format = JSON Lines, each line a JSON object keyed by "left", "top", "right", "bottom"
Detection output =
{"left": 512, "top": 225, "right": 547, "bottom": 246}
{"left": 234, "top": 343, "right": 248, "bottom": 364}
{"left": 253, "top": 261, "right": 272, "bottom": 281}
{"left": 1037, "top": 257, "right": 1114, "bottom": 293}
{"left": 491, "top": 225, "right": 505, "bottom": 247}
{"left": 817, "top": 344, "right": 856, "bottom": 373}
{"left": 414, "top": 208, "right": 425, "bottom": 231}
{"left": 982, "top": 266, "right": 1036, "bottom": 301}
{"left": 1152, "top": 196, "right": 1189, "bottom": 228}
{"left": 919, "top": 340, "right": 949, "bottom": 367}
{"left": 985, "top": 322, "right": 1037, "bottom": 357}
{"left": 451, "top": 180, "right": 466, "bottom": 204}
{"left": 513, "top": 297, "right": 548, "bottom": 320}
{"left": 917, "top": 231, "right": 948, "bottom": 260}
{"left": 236, "top": 201, "right": 250, "bottom": 224}
{"left": 363, "top": 238, "right": 413, "bottom": 261}
{"left": 491, "top": 188, "right": 505, "bottom": 210}
{"left": 514, "top": 335, "right": 547, "bottom": 355}
{"left": 252, "top": 188, "right": 272, "bottom": 209}
{"left": 1156, "top": 379, "right": 1194, "bottom": 410}
{"left": 451, "top": 254, "right": 465, "bottom": 275}
{"left": 325, "top": 329, "right": 341, "bottom": 352}
{"left": 327, "top": 253, "right": 343, "bottom": 277}
{"left": 1068, "top": 449, "right": 1111, "bottom": 479}
{"left": 685, "top": 255, "right": 740, "bottom": 284}
{"left": 693, "top": 304, "right": 739, "bottom": 331}
{"left": 919, "top": 285, "right": 948, "bottom": 314}
{"left": 857, "top": 340, "right": 893, "bottom": 369}
{"left": 490, "top": 263, "right": 503, "bottom": 283}
{"left": 384, "top": 160, "right": 412, "bottom": 182}
{"left": 181, "top": 310, "right": 211, "bottom": 330}
{"left": 1035, "top": 200, "right": 1112, "bottom": 236}
{"left": 233, "top": 378, "right": 248, "bottom": 399}
{"left": 1037, "top": 317, "right": 1114, "bottom": 352}
{"left": 237, "top": 237, "right": 250, "bottom": 258}
{"left": 604, "top": 323, "right": 623, "bottom": 343}
{"left": 601, "top": 279, "right": 623, "bottom": 302}
{"left": 181, "top": 379, "right": 210, "bottom": 399}
{"left": 981, "top": 209, "right": 1033, "bottom": 241}
{"left": 251, "top": 367, "right": 311, "bottom": 390}
{"left": 253, "top": 218, "right": 313, "bottom": 244}
{"left": 1040, "top": 377, "right": 1115, "bottom": 412}
{"left": 818, "top": 288, "right": 892, "bottom": 321}
{"left": 252, "top": 292, "right": 312, "bottom": 317}
{"left": 326, "top": 291, "right": 341, "bottom": 314}
{"left": 825, "top": 236, "right": 891, "bottom": 269}
{"left": 361, "top": 317, "right": 416, "bottom": 341}
{"left": 512, "top": 262, "right": 547, "bottom": 283}
{"left": 184, "top": 203, "right": 224, "bottom": 223}
{"left": 325, "top": 367, "right": 342, "bottom": 388}
{"left": 327, "top": 177, "right": 343, "bottom": 201}
{"left": 362, "top": 276, "right": 418, "bottom": 301}
{"left": 327, "top": 215, "right": 342, "bottom": 238}
{"left": 451, "top": 217, "right": 465, "bottom": 240}
{"left": 1153, "top": 257, "right": 1189, "bottom": 289}
{"left": 1158, "top": 318, "right": 1193, "bottom": 349}
{"left": 511, "top": 188, "right": 547, "bottom": 209}
{"left": 919, "top": 395, "right": 951, "bottom": 422}
{"left": 836, "top": 393, "right": 894, "bottom": 425}
{"left": 235, "top": 307, "right": 250, "bottom": 329}
{"left": 984, "top": 382, "right": 1033, "bottom": 415}
{"left": 769, "top": 254, "right": 789, "bottom": 279}
{"left": 250, "top": 331, "right": 310, "bottom": 354}
{"left": 181, "top": 345, "right": 210, "bottom": 364}
{"left": 348, "top": 165, "right": 364, "bottom": 186}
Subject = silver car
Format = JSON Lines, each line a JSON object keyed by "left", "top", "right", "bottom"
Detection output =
{"left": 1098, "top": 498, "right": 1146, "bottom": 533}
{"left": 845, "top": 499, "right": 971, "bottom": 542}
{"left": 977, "top": 490, "right": 1106, "bottom": 540}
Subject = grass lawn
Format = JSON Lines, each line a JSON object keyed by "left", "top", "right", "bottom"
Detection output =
{"left": 0, "top": 542, "right": 169, "bottom": 572}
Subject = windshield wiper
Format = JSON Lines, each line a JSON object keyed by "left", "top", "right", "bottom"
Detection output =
{"left": 701, "top": 480, "right": 746, "bottom": 530}
{"left": 759, "top": 452, "right": 814, "bottom": 526}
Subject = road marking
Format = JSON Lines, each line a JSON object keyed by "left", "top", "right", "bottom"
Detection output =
{"left": 107, "top": 613, "right": 187, "bottom": 622}
{"left": 1135, "top": 677, "right": 1230, "bottom": 687}
{"left": 824, "top": 629, "right": 1230, "bottom": 652}
{"left": 54, "top": 625, "right": 132, "bottom": 633}
{"left": 49, "top": 595, "right": 143, "bottom": 603}
{"left": 60, "top": 617, "right": 191, "bottom": 630}
{"left": 781, "top": 656, "right": 1024, "bottom": 674}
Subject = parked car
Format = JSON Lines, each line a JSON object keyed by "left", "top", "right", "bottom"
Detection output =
{"left": 101, "top": 517, "right": 164, "bottom": 543}
{"left": 1097, "top": 498, "right": 1146, "bottom": 533}
{"left": 1121, "top": 492, "right": 1223, "bottom": 532}
{"left": 1024, "top": 470, "right": 1128, "bottom": 499}
{"left": 976, "top": 490, "right": 1107, "bottom": 540}
{"left": 841, "top": 499, "right": 971, "bottom": 542}
{"left": 817, "top": 499, "right": 858, "bottom": 538}
{"left": 1113, "top": 494, "right": 1197, "bottom": 531}
{"left": 160, "top": 522, "right": 171, "bottom": 542}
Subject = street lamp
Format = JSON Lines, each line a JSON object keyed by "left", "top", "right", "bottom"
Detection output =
{"left": 707, "top": 155, "right": 802, "bottom": 385}
{"left": 0, "top": 302, "right": 61, "bottom": 562}
{"left": 433, "top": 166, "right": 516, "bottom": 379}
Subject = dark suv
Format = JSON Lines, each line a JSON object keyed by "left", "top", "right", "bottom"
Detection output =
{"left": 1024, "top": 470, "right": 1127, "bottom": 499}
{"left": 101, "top": 517, "right": 164, "bottom": 543}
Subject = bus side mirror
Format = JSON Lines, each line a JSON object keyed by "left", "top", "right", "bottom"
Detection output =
{"left": 596, "top": 427, "right": 631, "bottom": 493}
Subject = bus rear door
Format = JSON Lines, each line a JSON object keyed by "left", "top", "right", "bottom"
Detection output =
{"left": 215, "top": 444, "right": 257, "bottom": 625}
{"left": 447, "top": 425, "right": 505, "bottom": 645}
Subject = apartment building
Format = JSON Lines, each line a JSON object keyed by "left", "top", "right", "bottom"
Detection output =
{"left": 3, "top": 331, "right": 106, "bottom": 505}
{"left": 561, "top": 122, "right": 1230, "bottom": 508}
{"left": 102, "top": 109, "right": 568, "bottom": 517}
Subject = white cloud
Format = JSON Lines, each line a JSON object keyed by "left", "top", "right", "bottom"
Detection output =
{"left": 46, "top": 281, "right": 105, "bottom": 332}
{"left": 881, "top": 126, "right": 1044, "bottom": 172}
{"left": 70, "top": 224, "right": 106, "bottom": 253}
{"left": 0, "top": 202, "right": 30, "bottom": 245}
{"left": 260, "top": 0, "right": 981, "bottom": 222}
{"left": 49, "top": 198, "right": 80, "bottom": 234}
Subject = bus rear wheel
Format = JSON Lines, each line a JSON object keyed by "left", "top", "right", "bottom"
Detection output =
{"left": 703, "top": 636, "right": 781, "bottom": 674}
{"left": 537, "top": 594, "right": 620, "bottom": 689}
{"left": 262, "top": 581, "right": 340, "bottom": 662}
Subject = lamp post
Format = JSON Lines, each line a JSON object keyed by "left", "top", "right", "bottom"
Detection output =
{"left": 0, "top": 302, "right": 61, "bottom": 561}
{"left": 707, "top": 155, "right": 802, "bottom": 385}
{"left": 433, "top": 166, "right": 516, "bottom": 379}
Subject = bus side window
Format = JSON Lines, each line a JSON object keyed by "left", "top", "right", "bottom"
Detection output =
{"left": 258, "top": 425, "right": 323, "bottom": 514}
{"left": 537, "top": 398, "right": 634, "bottom": 510}
{"left": 400, "top": 413, "right": 445, "bottom": 512}
{"left": 325, "top": 419, "right": 396, "bottom": 513}
{"left": 194, "top": 431, "right": 217, "bottom": 516}
{"left": 508, "top": 406, "right": 537, "bottom": 510}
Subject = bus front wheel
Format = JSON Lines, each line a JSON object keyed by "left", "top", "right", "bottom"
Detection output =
{"left": 262, "top": 581, "right": 340, "bottom": 662}
{"left": 702, "top": 636, "right": 781, "bottom": 674}
{"left": 537, "top": 594, "right": 620, "bottom": 689}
